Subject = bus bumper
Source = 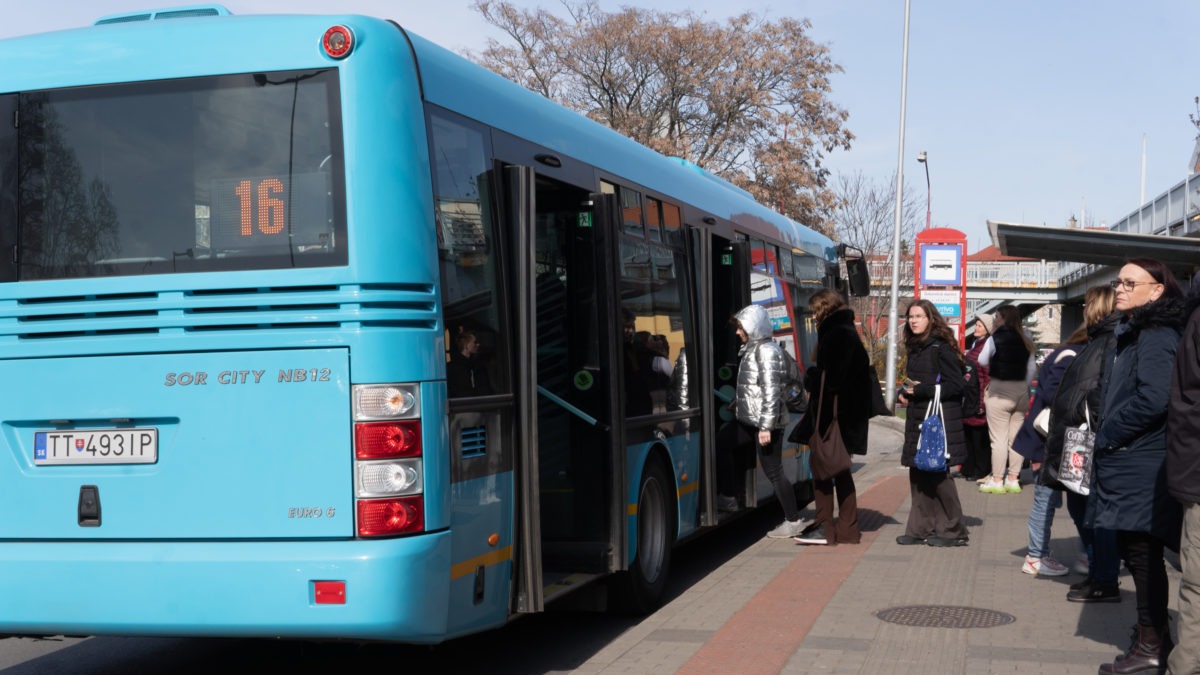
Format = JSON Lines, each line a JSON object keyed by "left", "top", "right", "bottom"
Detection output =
{"left": 0, "top": 533, "right": 458, "bottom": 642}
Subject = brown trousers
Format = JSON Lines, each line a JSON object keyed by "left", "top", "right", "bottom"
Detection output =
{"left": 813, "top": 468, "right": 860, "bottom": 544}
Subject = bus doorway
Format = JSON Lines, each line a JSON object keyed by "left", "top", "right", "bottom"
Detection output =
{"left": 509, "top": 169, "right": 619, "bottom": 609}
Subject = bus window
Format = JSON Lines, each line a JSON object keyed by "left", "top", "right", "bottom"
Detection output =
{"left": 429, "top": 109, "right": 507, "bottom": 397}
{"left": 645, "top": 197, "right": 663, "bottom": 243}
{"left": 13, "top": 70, "right": 346, "bottom": 280}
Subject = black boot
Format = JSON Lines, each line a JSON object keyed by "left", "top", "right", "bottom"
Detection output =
{"left": 1098, "top": 623, "right": 1172, "bottom": 674}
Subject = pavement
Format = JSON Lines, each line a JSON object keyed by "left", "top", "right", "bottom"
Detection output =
{"left": 567, "top": 415, "right": 1183, "bottom": 674}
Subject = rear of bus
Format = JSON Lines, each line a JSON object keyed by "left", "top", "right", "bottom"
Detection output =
{"left": 0, "top": 10, "right": 465, "bottom": 640}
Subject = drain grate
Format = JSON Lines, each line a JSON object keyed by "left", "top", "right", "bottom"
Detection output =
{"left": 875, "top": 605, "right": 1015, "bottom": 629}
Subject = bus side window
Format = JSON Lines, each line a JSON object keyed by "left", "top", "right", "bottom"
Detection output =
{"left": 428, "top": 108, "right": 507, "bottom": 398}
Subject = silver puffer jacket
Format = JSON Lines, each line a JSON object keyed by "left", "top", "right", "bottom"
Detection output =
{"left": 734, "top": 304, "right": 787, "bottom": 430}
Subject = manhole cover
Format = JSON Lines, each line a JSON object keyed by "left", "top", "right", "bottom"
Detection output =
{"left": 875, "top": 605, "right": 1015, "bottom": 628}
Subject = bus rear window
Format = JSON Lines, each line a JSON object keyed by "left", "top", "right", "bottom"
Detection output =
{"left": 2, "top": 69, "right": 346, "bottom": 281}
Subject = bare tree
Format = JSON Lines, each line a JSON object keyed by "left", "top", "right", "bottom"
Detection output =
{"left": 471, "top": 0, "right": 853, "bottom": 230}
{"left": 832, "top": 170, "right": 921, "bottom": 364}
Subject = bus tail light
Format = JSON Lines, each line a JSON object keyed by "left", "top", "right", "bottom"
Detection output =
{"left": 357, "top": 496, "right": 424, "bottom": 537}
{"left": 354, "top": 421, "right": 421, "bottom": 459}
{"left": 356, "top": 459, "right": 422, "bottom": 497}
{"left": 322, "top": 25, "right": 354, "bottom": 59}
{"left": 351, "top": 384, "right": 425, "bottom": 538}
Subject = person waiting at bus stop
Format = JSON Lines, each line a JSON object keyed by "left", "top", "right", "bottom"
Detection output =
{"left": 732, "top": 304, "right": 808, "bottom": 539}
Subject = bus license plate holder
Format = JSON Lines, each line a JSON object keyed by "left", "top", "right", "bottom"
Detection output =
{"left": 33, "top": 428, "right": 159, "bottom": 465}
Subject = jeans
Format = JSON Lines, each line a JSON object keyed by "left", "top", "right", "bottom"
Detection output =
{"left": 1027, "top": 484, "right": 1063, "bottom": 558}
{"left": 1066, "top": 490, "right": 1119, "bottom": 584}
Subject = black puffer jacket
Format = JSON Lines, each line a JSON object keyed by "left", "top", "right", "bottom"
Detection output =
{"left": 1038, "top": 313, "right": 1119, "bottom": 489}
{"left": 901, "top": 336, "right": 967, "bottom": 468}
{"left": 1092, "top": 298, "right": 1184, "bottom": 544}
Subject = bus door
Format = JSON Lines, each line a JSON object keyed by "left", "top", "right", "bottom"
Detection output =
{"left": 507, "top": 167, "right": 619, "bottom": 612}
{"left": 710, "top": 237, "right": 754, "bottom": 505}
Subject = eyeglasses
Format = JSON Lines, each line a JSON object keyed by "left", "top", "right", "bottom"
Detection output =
{"left": 1109, "top": 279, "right": 1161, "bottom": 291}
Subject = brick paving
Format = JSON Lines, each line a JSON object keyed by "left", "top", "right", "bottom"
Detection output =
{"left": 572, "top": 416, "right": 1182, "bottom": 674}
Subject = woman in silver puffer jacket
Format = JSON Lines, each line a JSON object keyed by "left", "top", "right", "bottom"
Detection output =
{"left": 733, "top": 304, "right": 807, "bottom": 539}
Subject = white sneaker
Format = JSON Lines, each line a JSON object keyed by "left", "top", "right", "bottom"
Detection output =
{"left": 979, "top": 477, "right": 1005, "bottom": 494}
{"left": 767, "top": 518, "right": 807, "bottom": 539}
{"left": 1022, "top": 555, "right": 1069, "bottom": 577}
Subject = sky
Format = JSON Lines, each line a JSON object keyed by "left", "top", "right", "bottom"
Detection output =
{"left": 6, "top": 1, "right": 1200, "bottom": 253}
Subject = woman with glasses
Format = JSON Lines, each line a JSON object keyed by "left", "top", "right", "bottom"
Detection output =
{"left": 976, "top": 305, "right": 1037, "bottom": 495}
{"left": 1092, "top": 258, "right": 1184, "bottom": 674}
{"left": 895, "top": 300, "right": 969, "bottom": 547}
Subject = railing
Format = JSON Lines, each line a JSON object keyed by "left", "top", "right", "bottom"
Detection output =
{"left": 866, "top": 259, "right": 1059, "bottom": 288}
{"left": 1060, "top": 171, "right": 1200, "bottom": 283}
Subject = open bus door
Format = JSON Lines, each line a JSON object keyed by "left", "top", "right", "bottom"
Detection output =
{"left": 506, "top": 166, "right": 621, "bottom": 614}
{"left": 709, "top": 238, "right": 754, "bottom": 506}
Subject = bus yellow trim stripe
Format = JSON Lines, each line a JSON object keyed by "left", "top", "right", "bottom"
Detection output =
{"left": 450, "top": 545, "right": 513, "bottom": 581}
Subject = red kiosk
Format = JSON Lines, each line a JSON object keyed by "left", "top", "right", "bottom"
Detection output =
{"left": 914, "top": 227, "right": 968, "bottom": 351}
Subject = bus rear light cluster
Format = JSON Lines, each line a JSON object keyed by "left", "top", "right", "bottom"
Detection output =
{"left": 357, "top": 496, "right": 424, "bottom": 537}
{"left": 352, "top": 384, "right": 424, "bottom": 538}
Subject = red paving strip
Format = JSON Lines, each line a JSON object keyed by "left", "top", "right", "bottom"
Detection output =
{"left": 678, "top": 474, "right": 911, "bottom": 675}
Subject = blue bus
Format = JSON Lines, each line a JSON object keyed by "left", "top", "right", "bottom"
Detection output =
{"left": 0, "top": 5, "right": 864, "bottom": 642}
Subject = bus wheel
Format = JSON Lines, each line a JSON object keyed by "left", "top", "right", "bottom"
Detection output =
{"left": 611, "top": 458, "right": 674, "bottom": 614}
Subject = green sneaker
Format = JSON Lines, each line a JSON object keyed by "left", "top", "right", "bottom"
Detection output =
{"left": 1003, "top": 477, "right": 1022, "bottom": 493}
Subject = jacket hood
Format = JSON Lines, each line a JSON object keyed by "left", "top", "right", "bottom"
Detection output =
{"left": 735, "top": 304, "right": 774, "bottom": 342}
{"left": 818, "top": 307, "right": 856, "bottom": 335}
{"left": 1088, "top": 312, "right": 1121, "bottom": 339}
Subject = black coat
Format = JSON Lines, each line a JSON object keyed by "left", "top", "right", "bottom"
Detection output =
{"left": 1167, "top": 297, "right": 1200, "bottom": 504}
{"left": 1092, "top": 298, "right": 1184, "bottom": 544}
{"left": 1038, "top": 313, "right": 1118, "bottom": 489}
{"left": 800, "top": 308, "right": 872, "bottom": 454}
{"left": 901, "top": 335, "right": 967, "bottom": 468}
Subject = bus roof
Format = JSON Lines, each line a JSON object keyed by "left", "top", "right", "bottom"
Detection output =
{"left": 402, "top": 30, "right": 836, "bottom": 260}
{"left": 0, "top": 8, "right": 836, "bottom": 261}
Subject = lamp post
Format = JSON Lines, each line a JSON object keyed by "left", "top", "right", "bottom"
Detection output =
{"left": 917, "top": 151, "right": 931, "bottom": 229}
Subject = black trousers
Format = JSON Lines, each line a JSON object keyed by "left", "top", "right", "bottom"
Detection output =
{"left": 1117, "top": 530, "right": 1170, "bottom": 628}
{"left": 905, "top": 468, "right": 969, "bottom": 540}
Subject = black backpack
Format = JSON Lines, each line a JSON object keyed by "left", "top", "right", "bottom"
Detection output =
{"left": 779, "top": 346, "right": 807, "bottom": 413}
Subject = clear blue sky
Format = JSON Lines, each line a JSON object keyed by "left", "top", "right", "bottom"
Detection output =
{"left": 7, "top": 1, "right": 1199, "bottom": 253}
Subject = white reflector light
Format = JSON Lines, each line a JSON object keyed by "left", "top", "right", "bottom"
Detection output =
{"left": 356, "top": 459, "right": 423, "bottom": 497}
{"left": 354, "top": 384, "right": 419, "bottom": 420}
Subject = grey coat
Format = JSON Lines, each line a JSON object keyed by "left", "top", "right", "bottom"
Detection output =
{"left": 734, "top": 304, "right": 787, "bottom": 431}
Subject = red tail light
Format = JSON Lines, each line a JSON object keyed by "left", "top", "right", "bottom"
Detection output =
{"left": 357, "top": 496, "right": 424, "bottom": 537}
{"left": 355, "top": 421, "right": 421, "bottom": 459}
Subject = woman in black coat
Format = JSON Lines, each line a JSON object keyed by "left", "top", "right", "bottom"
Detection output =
{"left": 895, "top": 299, "right": 969, "bottom": 547}
{"left": 793, "top": 290, "right": 870, "bottom": 546}
{"left": 1038, "top": 288, "right": 1121, "bottom": 601}
{"left": 1092, "top": 258, "right": 1184, "bottom": 674}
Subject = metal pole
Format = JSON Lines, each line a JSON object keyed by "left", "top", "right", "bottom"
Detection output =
{"left": 922, "top": 157, "right": 931, "bottom": 229}
{"left": 884, "top": 0, "right": 911, "bottom": 412}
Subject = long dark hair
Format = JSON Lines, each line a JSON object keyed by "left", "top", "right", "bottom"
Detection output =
{"left": 1126, "top": 257, "right": 1183, "bottom": 300}
{"left": 903, "top": 299, "right": 960, "bottom": 356}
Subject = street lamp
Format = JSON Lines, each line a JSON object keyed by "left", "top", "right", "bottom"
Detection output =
{"left": 917, "top": 151, "right": 931, "bottom": 229}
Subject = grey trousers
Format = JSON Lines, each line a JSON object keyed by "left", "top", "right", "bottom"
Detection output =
{"left": 1169, "top": 501, "right": 1200, "bottom": 675}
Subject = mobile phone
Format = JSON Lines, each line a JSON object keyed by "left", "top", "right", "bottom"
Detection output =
{"left": 903, "top": 377, "right": 917, "bottom": 389}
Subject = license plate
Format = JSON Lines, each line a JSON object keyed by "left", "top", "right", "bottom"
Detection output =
{"left": 33, "top": 428, "right": 158, "bottom": 465}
